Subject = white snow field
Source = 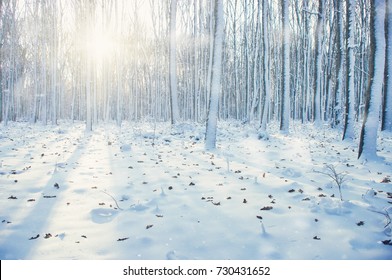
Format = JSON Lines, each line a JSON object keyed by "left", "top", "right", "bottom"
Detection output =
{"left": 0, "top": 121, "right": 391, "bottom": 260}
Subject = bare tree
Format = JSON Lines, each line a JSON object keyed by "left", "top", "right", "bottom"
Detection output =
{"left": 205, "top": 0, "right": 224, "bottom": 150}
{"left": 280, "top": 0, "right": 290, "bottom": 133}
{"left": 358, "top": 0, "right": 386, "bottom": 160}
{"left": 169, "top": 0, "right": 180, "bottom": 125}
{"left": 382, "top": 0, "right": 392, "bottom": 131}
{"left": 342, "top": 0, "right": 356, "bottom": 140}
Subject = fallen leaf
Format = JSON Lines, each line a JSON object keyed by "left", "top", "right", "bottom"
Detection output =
{"left": 381, "top": 177, "right": 391, "bottom": 183}
{"left": 260, "top": 206, "right": 273, "bottom": 211}
{"left": 313, "top": 236, "right": 321, "bottom": 240}
{"left": 381, "top": 240, "right": 392, "bottom": 245}
{"left": 146, "top": 224, "right": 153, "bottom": 229}
{"left": 117, "top": 237, "right": 129, "bottom": 241}
{"left": 29, "top": 234, "right": 40, "bottom": 240}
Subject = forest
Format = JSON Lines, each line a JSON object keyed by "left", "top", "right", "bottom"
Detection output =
{"left": 0, "top": 0, "right": 390, "bottom": 154}
{"left": 0, "top": 0, "right": 392, "bottom": 260}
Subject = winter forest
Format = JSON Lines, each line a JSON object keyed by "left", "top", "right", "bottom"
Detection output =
{"left": 0, "top": 0, "right": 392, "bottom": 260}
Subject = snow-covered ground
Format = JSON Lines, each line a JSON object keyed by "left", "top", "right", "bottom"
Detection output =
{"left": 0, "top": 121, "right": 391, "bottom": 260}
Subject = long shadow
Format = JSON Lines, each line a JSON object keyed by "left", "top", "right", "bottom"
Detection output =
{"left": 0, "top": 128, "right": 91, "bottom": 259}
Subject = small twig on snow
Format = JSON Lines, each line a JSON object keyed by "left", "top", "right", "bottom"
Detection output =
{"left": 101, "top": 190, "right": 123, "bottom": 210}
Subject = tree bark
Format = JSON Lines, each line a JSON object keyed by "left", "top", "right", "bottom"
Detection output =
{"left": 205, "top": 0, "right": 224, "bottom": 150}
{"left": 358, "top": 0, "right": 386, "bottom": 160}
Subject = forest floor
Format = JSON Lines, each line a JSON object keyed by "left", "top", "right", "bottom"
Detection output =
{"left": 0, "top": 120, "right": 391, "bottom": 260}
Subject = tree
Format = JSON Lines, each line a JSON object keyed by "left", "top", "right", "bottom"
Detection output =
{"left": 342, "top": 0, "right": 356, "bottom": 140}
{"left": 332, "top": 0, "right": 344, "bottom": 128}
{"left": 382, "top": 0, "right": 392, "bottom": 131}
{"left": 280, "top": 0, "right": 290, "bottom": 133}
{"left": 260, "top": 0, "right": 270, "bottom": 132}
{"left": 0, "top": 0, "right": 3, "bottom": 123}
{"left": 312, "top": 0, "right": 324, "bottom": 124}
{"left": 358, "top": 0, "right": 386, "bottom": 160}
{"left": 169, "top": 0, "right": 180, "bottom": 125}
{"left": 205, "top": 0, "right": 224, "bottom": 150}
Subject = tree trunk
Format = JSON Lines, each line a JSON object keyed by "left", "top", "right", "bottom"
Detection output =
{"left": 169, "top": 0, "right": 180, "bottom": 125}
{"left": 205, "top": 0, "right": 224, "bottom": 150}
{"left": 260, "top": 0, "right": 270, "bottom": 132}
{"left": 313, "top": 0, "right": 324, "bottom": 124}
{"left": 342, "top": 0, "right": 356, "bottom": 140}
{"left": 280, "top": 0, "right": 290, "bottom": 133}
{"left": 358, "top": 0, "right": 386, "bottom": 160}
{"left": 382, "top": 0, "right": 392, "bottom": 131}
{"left": 332, "top": 0, "right": 344, "bottom": 128}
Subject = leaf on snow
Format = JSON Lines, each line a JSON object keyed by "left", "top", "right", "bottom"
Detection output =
{"left": 256, "top": 216, "right": 263, "bottom": 220}
{"left": 8, "top": 195, "right": 17, "bottom": 199}
{"left": 381, "top": 177, "right": 391, "bottom": 183}
{"left": 117, "top": 237, "right": 129, "bottom": 242}
{"left": 146, "top": 224, "right": 153, "bottom": 229}
{"left": 44, "top": 233, "right": 52, "bottom": 239}
{"left": 260, "top": 206, "right": 273, "bottom": 211}
{"left": 313, "top": 236, "right": 321, "bottom": 240}
{"left": 381, "top": 240, "right": 392, "bottom": 245}
{"left": 29, "top": 234, "right": 40, "bottom": 240}
{"left": 356, "top": 221, "right": 365, "bottom": 226}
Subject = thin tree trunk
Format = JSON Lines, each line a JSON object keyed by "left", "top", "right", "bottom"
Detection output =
{"left": 169, "top": 0, "right": 180, "bottom": 124}
{"left": 342, "top": 0, "right": 356, "bottom": 140}
{"left": 382, "top": 0, "right": 392, "bottom": 131}
{"left": 280, "top": 0, "right": 290, "bottom": 133}
{"left": 205, "top": 0, "right": 224, "bottom": 150}
{"left": 312, "top": 0, "right": 324, "bottom": 125}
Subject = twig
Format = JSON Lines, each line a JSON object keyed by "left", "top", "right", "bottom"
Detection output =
{"left": 368, "top": 208, "right": 391, "bottom": 229}
{"left": 101, "top": 190, "right": 123, "bottom": 210}
{"left": 315, "top": 164, "right": 347, "bottom": 201}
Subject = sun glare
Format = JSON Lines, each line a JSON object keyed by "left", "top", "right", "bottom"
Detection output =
{"left": 87, "top": 30, "right": 116, "bottom": 62}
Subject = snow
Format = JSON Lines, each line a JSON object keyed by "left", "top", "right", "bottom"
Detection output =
{"left": 0, "top": 121, "right": 391, "bottom": 260}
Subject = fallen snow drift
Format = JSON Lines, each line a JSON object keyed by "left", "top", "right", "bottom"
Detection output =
{"left": 0, "top": 121, "right": 391, "bottom": 260}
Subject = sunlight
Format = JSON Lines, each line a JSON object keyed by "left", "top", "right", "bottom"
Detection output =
{"left": 86, "top": 30, "right": 117, "bottom": 62}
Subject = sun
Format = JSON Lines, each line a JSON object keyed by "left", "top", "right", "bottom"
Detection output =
{"left": 86, "top": 29, "right": 117, "bottom": 62}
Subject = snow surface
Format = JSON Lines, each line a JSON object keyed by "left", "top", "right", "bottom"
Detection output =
{"left": 0, "top": 121, "right": 391, "bottom": 260}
